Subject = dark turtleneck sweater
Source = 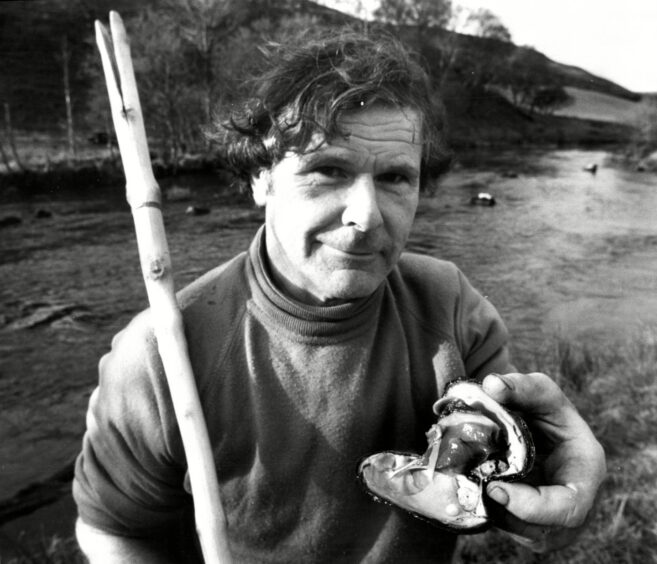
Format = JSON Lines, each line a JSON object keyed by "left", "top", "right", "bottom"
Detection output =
{"left": 74, "top": 226, "right": 512, "bottom": 563}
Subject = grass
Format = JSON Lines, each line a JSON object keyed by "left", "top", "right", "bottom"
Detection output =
{"left": 0, "top": 130, "right": 114, "bottom": 175}
{"left": 555, "top": 87, "right": 652, "bottom": 125}
{"left": 3, "top": 329, "right": 656, "bottom": 562}
{"left": 0, "top": 534, "right": 83, "bottom": 564}
{"left": 456, "top": 327, "right": 657, "bottom": 563}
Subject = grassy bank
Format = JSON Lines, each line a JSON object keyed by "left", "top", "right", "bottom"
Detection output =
{"left": 3, "top": 328, "right": 656, "bottom": 563}
{"left": 456, "top": 328, "right": 657, "bottom": 563}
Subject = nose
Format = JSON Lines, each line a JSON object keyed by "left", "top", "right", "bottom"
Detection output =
{"left": 341, "top": 174, "right": 384, "bottom": 232}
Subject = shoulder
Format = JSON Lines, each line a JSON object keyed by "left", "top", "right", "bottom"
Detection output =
{"left": 391, "top": 252, "right": 511, "bottom": 378}
{"left": 178, "top": 251, "right": 249, "bottom": 312}
{"left": 389, "top": 251, "right": 500, "bottom": 338}
{"left": 178, "top": 251, "right": 251, "bottom": 380}
{"left": 390, "top": 252, "right": 467, "bottom": 321}
{"left": 397, "top": 252, "right": 463, "bottom": 291}
{"left": 103, "top": 251, "right": 250, "bottom": 390}
{"left": 109, "top": 251, "right": 250, "bottom": 352}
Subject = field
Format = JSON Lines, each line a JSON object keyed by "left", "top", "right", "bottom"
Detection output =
{"left": 555, "top": 87, "right": 656, "bottom": 125}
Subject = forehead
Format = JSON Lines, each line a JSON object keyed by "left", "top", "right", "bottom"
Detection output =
{"left": 330, "top": 105, "right": 422, "bottom": 153}
{"left": 293, "top": 105, "right": 423, "bottom": 162}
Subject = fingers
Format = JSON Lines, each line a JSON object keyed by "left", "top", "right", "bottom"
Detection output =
{"left": 486, "top": 481, "right": 585, "bottom": 528}
{"left": 480, "top": 371, "right": 607, "bottom": 553}
{"left": 482, "top": 372, "right": 569, "bottom": 417}
{"left": 485, "top": 481, "right": 590, "bottom": 553}
{"left": 482, "top": 371, "right": 606, "bottom": 486}
{"left": 482, "top": 372, "right": 596, "bottom": 443}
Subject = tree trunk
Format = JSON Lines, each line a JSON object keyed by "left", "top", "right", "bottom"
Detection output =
{"left": 0, "top": 121, "right": 13, "bottom": 172}
{"left": 3, "top": 102, "right": 24, "bottom": 172}
{"left": 0, "top": 137, "right": 13, "bottom": 173}
{"left": 62, "top": 35, "right": 76, "bottom": 164}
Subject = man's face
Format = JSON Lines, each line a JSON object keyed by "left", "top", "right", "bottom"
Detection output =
{"left": 253, "top": 105, "right": 422, "bottom": 305}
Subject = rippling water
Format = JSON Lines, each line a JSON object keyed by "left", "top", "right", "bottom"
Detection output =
{"left": 407, "top": 148, "right": 657, "bottom": 361}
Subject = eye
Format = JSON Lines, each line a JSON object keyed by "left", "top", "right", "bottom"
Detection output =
{"left": 313, "top": 166, "right": 348, "bottom": 179}
{"left": 377, "top": 171, "right": 411, "bottom": 185}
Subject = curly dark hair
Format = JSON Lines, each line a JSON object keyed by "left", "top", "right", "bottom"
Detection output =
{"left": 209, "top": 27, "right": 451, "bottom": 190}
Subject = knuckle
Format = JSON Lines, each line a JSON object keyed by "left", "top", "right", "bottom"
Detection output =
{"left": 561, "top": 490, "right": 587, "bottom": 528}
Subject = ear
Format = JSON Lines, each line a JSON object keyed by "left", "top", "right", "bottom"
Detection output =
{"left": 251, "top": 170, "right": 270, "bottom": 207}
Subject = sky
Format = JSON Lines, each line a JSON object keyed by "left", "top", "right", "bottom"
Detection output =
{"left": 320, "top": 0, "right": 657, "bottom": 93}
{"left": 455, "top": 0, "right": 657, "bottom": 93}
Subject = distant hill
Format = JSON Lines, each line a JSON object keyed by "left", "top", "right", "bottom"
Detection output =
{"left": 555, "top": 87, "right": 654, "bottom": 124}
{"left": 0, "top": 0, "right": 643, "bottom": 144}
{"left": 542, "top": 59, "right": 640, "bottom": 102}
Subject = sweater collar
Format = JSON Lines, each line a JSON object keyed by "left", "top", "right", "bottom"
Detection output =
{"left": 247, "top": 225, "right": 384, "bottom": 339}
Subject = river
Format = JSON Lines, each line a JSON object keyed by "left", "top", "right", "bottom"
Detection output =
{"left": 1, "top": 147, "right": 656, "bottom": 550}
{"left": 408, "top": 148, "right": 657, "bottom": 360}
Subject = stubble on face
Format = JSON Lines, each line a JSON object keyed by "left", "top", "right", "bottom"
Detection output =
{"left": 257, "top": 105, "right": 423, "bottom": 305}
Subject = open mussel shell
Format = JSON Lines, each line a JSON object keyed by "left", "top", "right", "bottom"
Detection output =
{"left": 358, "top": 380, "right": 535, "bottom": 532}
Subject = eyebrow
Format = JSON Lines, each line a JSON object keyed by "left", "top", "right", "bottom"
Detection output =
{"left": 299, "top": 148, "right": 419, "bottom": 172}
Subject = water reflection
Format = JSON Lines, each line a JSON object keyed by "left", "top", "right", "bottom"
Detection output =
{"left": 408, "top": 149, "right": 657, "bottom": 362}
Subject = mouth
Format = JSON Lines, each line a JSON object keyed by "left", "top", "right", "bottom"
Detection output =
{"left": 341, "top": 248, "right": 377, "bottom": 256}
{"left": 328, "top": 246, "right": 380, "bottom": 259}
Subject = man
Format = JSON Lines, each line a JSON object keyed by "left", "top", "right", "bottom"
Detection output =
{"left": 74, "top": 29, "right": 605, "bottom": 562}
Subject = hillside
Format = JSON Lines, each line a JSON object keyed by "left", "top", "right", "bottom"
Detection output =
{"left": 435, "top": 28, "right": 640, "bottom": 102}
{"left": 0, "top": 0, "right": 643, "bottom": 149}
{"left": 555, "top": 87, "right": 654, "bottom": 124}
{"left": 0, "top": 0, "right": 350, "bottom": 134}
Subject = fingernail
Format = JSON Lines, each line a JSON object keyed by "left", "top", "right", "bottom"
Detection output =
{"left": 483, "top": 374, "right": 509, "bottom": 396}
{"left": 487, "top": 485, "right": 509, "bottom": 506}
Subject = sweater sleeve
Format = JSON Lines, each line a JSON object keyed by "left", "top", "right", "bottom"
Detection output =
{"left": 454, "top": 269, "right": 515, "bottom": 380}
{"left": 73, "top": 311, "right": 189, "bottom": 537}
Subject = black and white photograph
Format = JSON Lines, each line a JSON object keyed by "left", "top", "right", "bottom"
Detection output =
{"left": 1, "top": 0, "right": 655, "bottom": 562}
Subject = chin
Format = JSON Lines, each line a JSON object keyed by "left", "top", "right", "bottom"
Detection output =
{"left": 316, "top": 271, "right": 385, "bottom": 304}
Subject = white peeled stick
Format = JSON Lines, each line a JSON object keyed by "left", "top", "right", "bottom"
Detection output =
{"left": 94, "top": 11, "right": 232, "bottom": 564}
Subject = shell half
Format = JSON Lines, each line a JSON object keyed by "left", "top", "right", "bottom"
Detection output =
{"left": 358, "top": 381, "right": 534, "bottom": 532}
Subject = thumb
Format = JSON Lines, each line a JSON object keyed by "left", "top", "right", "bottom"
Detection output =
{"left": 486, "top": 481, "right": 581, "bottom": 527}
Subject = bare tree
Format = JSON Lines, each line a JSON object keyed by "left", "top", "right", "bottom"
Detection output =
{"left": 463, "top": 8, "right": 512, "bottom": 42}
{"left": 0, "top": 134, "right": 14, "bottom": 173}
{"left": 3, "top": 102, "right": 24, "bottom": 172}
{"left": 129, "top": 8, "right": 204, "bottom": 160}
{"left": 495, "top": 47, "right": 548, "bottom": 111}
{"left": 163, "top": 0, "right": 255, "bottom": 127}
{"left": 531, "top": 85, "right": 572, "bottom": 115}
{"left": 61, "top": 35, "right": 77, "bottom": 164}
{"left": 374, "top": 0, "right": 452, "bottom": 29}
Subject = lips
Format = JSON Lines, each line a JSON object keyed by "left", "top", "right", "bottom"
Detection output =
{"left": 323, "top": 246, "right": 383, "bottom": 264}
{"left": 333, "top": 247, "right": 378, "bottom": 256}
{"left": 317, "top": 232, "right": 386, "bottom": 257}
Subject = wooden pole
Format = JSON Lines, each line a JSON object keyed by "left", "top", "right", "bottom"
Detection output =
{"left": 94, "top": 12, "right": 232, "bottom": 564}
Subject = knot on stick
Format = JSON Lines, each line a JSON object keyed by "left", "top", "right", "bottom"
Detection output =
{"left": 120, "top": 104, "right": 137, "bottom": 122}
{"left": 145, "top": 257, "right": 169, "bottom": 280}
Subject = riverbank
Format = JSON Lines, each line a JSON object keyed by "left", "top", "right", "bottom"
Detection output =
{"left": 0, "top": 103, "right": 638, "bottom": 203}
